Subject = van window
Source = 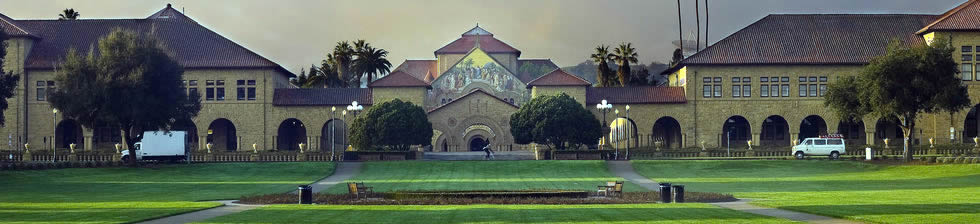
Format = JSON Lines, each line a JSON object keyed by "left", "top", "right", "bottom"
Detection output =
{"left": 805, "top": 140, "right": 813, "bottom": 145}
{"left": 829, "top": 139, "right": 843, "bottom": 145}
{"left": 815, "top": 139, "right": 827, "bottom": 145}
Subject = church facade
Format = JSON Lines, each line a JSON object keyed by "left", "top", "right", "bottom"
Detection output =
{"left": 3, "top": 1, "right": 980, "bottom": 154}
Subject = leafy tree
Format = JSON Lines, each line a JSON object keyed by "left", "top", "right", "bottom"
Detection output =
{"left": 355, "top": 46, "right": 391, "bottom": 83}
{"left": 49, "top": 29, "right": 201, "bottom": 165}
{"left": 611, "top": 43, "right": 639, "bottom": 87}
{"left": 670, "top": 48, "right": 684, "bottom": 66}
{"left": 290, "top": 68, "right": 309, "bottom": 87}
{"left": 58, "top": 8, "right": 80, "bottom": 20}
{"left": 510, "top": 93, "right": 602, "bottom": 150}
{"left": 0, "top": 30, "right": 20, "bottom": 126}
{"left": 824, "top": 38, "right": 966, "bottom": 162}
{"left": 349, "top": 99, "right": 432, "bottom": 151}
{"left": 591, "top": 45, "right": 617, "bottom": 87}
{"left": 628, "top": 66, "right": 650, "bottom": 86}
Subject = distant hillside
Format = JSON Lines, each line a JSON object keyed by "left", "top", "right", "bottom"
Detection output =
{"left": 561, "top": 60, "right": 669, "bottom": 86}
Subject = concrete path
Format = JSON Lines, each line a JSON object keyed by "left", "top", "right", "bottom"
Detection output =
{"left": 711, "top": 200, "right": 862, "bottom": 224}
{"left": 138, "top": 162, "right": 362, "bottom": 224}
{"left": 604, "top": 161, "right": 861, "bottom": 224}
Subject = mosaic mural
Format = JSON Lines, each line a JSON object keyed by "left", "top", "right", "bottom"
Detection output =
{"left": 427, "top": 49, "right": 528, "bottom": 109}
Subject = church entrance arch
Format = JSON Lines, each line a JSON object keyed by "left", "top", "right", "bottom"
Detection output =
{"left": 469, "top": 136, "right": 487, "bottom": 151}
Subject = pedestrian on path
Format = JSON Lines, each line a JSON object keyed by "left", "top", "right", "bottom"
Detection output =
{"left": 483, "top": 141, "right": 495, "bottom": 160}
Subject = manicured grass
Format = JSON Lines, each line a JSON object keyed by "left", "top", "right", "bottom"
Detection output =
{"left": 197, "top": 203, "right": 794, "bottom": 224}
{"left": 631, "top": 160, "right": 980, "bottom": 223}
{"left": 0, "top": 162, "right": 335, "bottom": 223}
{"left": 324, "top": 161, "right": 649, "bottom": 194}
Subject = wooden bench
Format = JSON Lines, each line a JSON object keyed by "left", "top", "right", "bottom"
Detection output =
{"left": 597, "top": 181, "right": 624, "bottom": 197}
{"left": 347, "top": 182, "right": 374, "bottom": 199}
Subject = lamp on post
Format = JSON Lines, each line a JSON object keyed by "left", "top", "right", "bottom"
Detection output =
{"left": 52, "top": 108, "right": 58, "bottom": 162}
{"left": 614, "top": 109, "right": 620, "bottom": 160}
{"left": 330, "top": 106, "right": 336, "bottom": 161}
{"left": 342, "top": 110, "right": 348, "bottom": 153}
{"left": 625, "top": 105, "right": 630, "bottom": 160}
{"left": 595, "top": 100, "right": 612, "bottom": 150}
{"left": 347, "top": 101, "right": 364, "bottom": 151}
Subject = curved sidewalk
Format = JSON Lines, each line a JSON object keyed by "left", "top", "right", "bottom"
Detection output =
{"left": 605, "top": 161, "right": 860, "bottom": 224}
{"left": 137, "top": 162, "right": 362, "bottom": 224}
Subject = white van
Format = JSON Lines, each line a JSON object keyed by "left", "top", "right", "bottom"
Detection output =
{"left": 122, "top": 131, "right": 188, "bottom": 162}
{"left": 792, "top": 134, "right": 846, "bottom": 160}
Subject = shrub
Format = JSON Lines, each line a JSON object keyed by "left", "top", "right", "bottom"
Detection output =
{"left": 954, "top": 156, "right": 965, "bottom": 164}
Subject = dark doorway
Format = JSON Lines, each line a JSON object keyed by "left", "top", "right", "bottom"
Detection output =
{"left": 278, "top": 118, "right": 306, "bottom": 151}
{"left": 799, "top": 115, "right": 828, "bottom": 141}
{"left": 55, "top": 119, "right": 83, "bottom": 149}
{"left": 722, "top": 116, "right": 751, "bottom": 147}
{"left": 207, "top": 118, "right": 237, "bottom": 151}
{"left": 469, "top": 137, "right": 486, "bottom": 151}
{"left": 760, "top": 115, "right": 789, "bottom": 146}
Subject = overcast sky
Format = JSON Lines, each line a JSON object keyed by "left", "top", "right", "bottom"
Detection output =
{"left": 1, "top": 0, "right": 967, "bottom": 74}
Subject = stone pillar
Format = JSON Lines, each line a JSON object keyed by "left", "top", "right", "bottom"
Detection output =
{"left": 83, "top": 136, "right": 93, "bottom": 152}
{"left": 790, "top": 133, "right": 799, "bottom": 146}
{"left": 752, "top": 133, "right": 761, "bottom": 146}
{"left": 199, "top": 136, "right": 207, "bottom": 151}
{"left": 681, "top": 134, "right": 687, "bottom": 148}
{"left": 866, "top": 131, "right": 875, "bottom": 145}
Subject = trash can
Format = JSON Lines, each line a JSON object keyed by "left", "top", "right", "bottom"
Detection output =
{"left": 672, "top": 185, "right": 685, "bottom": 203}
{"left": 298, "top": 185, "right": 312, "bottom": 204}
{"left": 659, "top": 183, "right": 672, "bottom": 203}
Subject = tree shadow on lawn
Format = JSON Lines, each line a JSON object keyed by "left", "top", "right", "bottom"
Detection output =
{"left": 207, "top": 206, "right": 788, "bottom": 223}
{"left": 778, "top": 203, "right": 980, "bottom": 216}
{"left": 669, "top": 174, "right": 980, "bottom": 193}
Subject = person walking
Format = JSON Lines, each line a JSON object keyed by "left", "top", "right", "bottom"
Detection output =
{"left": 483, "top": 141, "right": 495, "bottom": 160}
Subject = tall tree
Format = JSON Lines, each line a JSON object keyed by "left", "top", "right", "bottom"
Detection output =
{"left": 304, "top": 64, "right": 325, "bottom": 88}
{"left": 49, "top": 29, "right": 201, "bottom": 166}
{"left": 355, "top": 46, "right": 391, "bottom": 83}
{"left": 611, "top": 43, "right": 639, "bottom": 86}
{"left": 510, "top": 93, "right": 602, "bottom": 150}
{"left": 0, "top": 30, "right": 20, "bottom": 126}
{"left": 58, "top": 8, "right": 80, "bottom": 20}
{"left": 670, "top": 48, "right": 684, "bottom": 66}
{"left": 349, "top": 99, "right": 432, "bottom": 151}
{"left": 320, "top": 54, "right": 344, "bottom": 88}
{"left": 332, "top": 41, "right": 355, "bottom": 87}
{"left": 290, "top": 68, "right": 309, "bottom": 87}
{"left": 590, "top": 45, "right": 616, "bottom": 87}
{"left": 824, "top": 38, "right": 966, "bottom": 162}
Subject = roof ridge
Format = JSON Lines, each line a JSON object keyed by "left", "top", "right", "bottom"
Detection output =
{"left": 526, "top": 68, "right": 592, "bottom": 88}
{"left": 917, "top": 0, "right": 978, "bottom": 34}
{"left": 166, "top": 19, "right": 293, "bottom": 76}
{"left": 368, "top": 70, "right": 431, "bottom": 88}
{"left": 768, "top": 13, "right": 937, "bottom": 16}
{"left": 0, "top": 12, "right": 37, "bottom": 38}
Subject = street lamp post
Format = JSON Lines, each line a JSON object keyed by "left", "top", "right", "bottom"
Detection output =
{"left": 595, "top": 100, "right": 612, "bottom": 150}
{"left": 52, "top": 108, "right": 58, "bottom": 162}
{"left": 614, "top": 109, "right": 620, "bottom": 160}
{"left": 342, "top": 110, "right": 347, "bottom": 153}
{"left": 331, "top": 106, "right": 336, "bottom": 161}
{"left": 346, "top": 101, "right": 364, "bottom": 151}
{"left": 625, "top": 105, "right": 630, "bottom": 160}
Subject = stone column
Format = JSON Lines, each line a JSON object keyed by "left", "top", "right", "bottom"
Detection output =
{"left": 790, "top": 133, "right": 799, "bottom": 146}
{"left": 866, "top": 131, "right": 875, "bottom": 145}
{"left": 83, "top": 128, "right": 94, "bottom": 152}
{"left": 752, "top": 133, "right": 761, "bottom": 146}
{"left": 199, "top": 136, "right": 207, "bottom": 151}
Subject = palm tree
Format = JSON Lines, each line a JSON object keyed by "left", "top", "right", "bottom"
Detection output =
{"left": 332, "top": 41, "right": 355, "bottom": 87}
{"left": 611, "top": 43, "right": 639, "bottom": 86}
{"left": 58, "top": 8, "right": 80, "bottom": 20}
{"left": 290, "top": 68, "right": 309, "bottom": 87}
{"left": 355, "top": 46, "right": 392, "bottom": 83}
{"left": 321, "top": 54, "right": 344, "bottom": 88}
{"left": 590, "top": 45, "right": 616, "bottom": 87}
{"left": 303, "top": 64, "right": 326, "bottom": 88}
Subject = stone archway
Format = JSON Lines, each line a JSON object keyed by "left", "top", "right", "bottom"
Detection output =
{"left": 651, "top": 117, "right": 682, "bottom": 149}
{"left": 462, "top": 124, "right": 495, "bottom": 152}
{"left": 964, "top": 104, "right": 980, "bottom": 143}
{"left": 760, "top": 115, "right": 789, "bottom": 146}
{"left": 277, "top": 118, "right": 306, "bottom": 151}
{"left": 838, "top": 119, "right": 866, "bottom": 145}
{"left": 875, "top": 117, "right": 903, "bottom": 145}
{"left": 207, "top": 118, "right": 237, "bottom": 151}
{"left": 173, "top": 119, "right": 198, "bottom": 151}
{"left": 611, "top": 117, "right": 638, "bottom": 149}
{"left": 321, "top": 119, "right": 346, "bottom": 153}
{"left": 55, "top": 119, "right": 83, "bottom": 149}
{"left": 722, "top": 116, "right": 751, "bottom": 147}
{"left": 799, "top": 115, "right": 828, "bottom": 141}
{"left": 469, "top": 135, "right": 487, "bottom": 151}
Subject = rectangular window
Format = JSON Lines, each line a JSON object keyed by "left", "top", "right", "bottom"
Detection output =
{"left": 761, "top": 85, "right": 769, "bottom": 97}
{"left": 799, "top": 77, "right": 807, "bottom": 82}
{"left": 247, "top": 87, "right": 256, "bottom": 100}
{"left": 733, "top": 85, "right": 741, "bottom": 97}
{"left": 819, "top": 76, "right": 828, "bottom": 82}
{"left": 770, "top": 84, "right": 779, "bottom": 97}
{"left": 963, "top": 64, "right": 974, "bottom": 80}
{"left": 819, "top": 84, "right": 827, "bottom": 96}
{"left": 742, "top": 85, "right": 751, "bottom": 97}
{"left": 963, "top": 54, "right": 973, "bottom": 61}
{"left": 815, "top": 139, "right": 827, "bottom": 145}
{"left": 237, "top": 80, "right": 245, "bottom": 85}
{"left": 799, "top": 84, "right": 808, "bottom": 97}
{"left": 964, "top": 46, "right": 973, "bottom": 52}
{"left": 216, "top": 87, "right": 225, "bottom": 101}
{"left": 714, "top": 85, "right": 722, "bottom": 97}
{"left": 808, "top": 77, "right": 817, "bottom": 82}
{"left": 216, "top": 80, "right": 225, "bottom": 86}
{"left": 829, "top": 139, "right": 843, "bottom": 145}
{"left": 237, "top": 87, "right": 246, "bottom": 100}
{"left": 189, "top": 80, "right": 198, "bottom": 86}
{"left": 703, "top": 85, "right": 712, "bottom": 98}
{"left": 713, "top": 77, "right": 722, "bottom": 83}
{"left": 189, "top": 87, "right": 198, "bottom": 99}
{"left": 36, "top": 88, "right": 45, "bottom": 101}
{"left": 742, "top": 77, "right": 750, "bottom": 82}
{"left": 809, "top": 84, "right": 817, "bottom": 96}
{"left": 206, "top": 80, "right": 215, "bottom": 86}
{"left": 760, "top": 77, "right": 768, "bottom": 82}
{"left": 771, "top": 77, "right": 779, "bottom": 82}
{"left": 703, "top": 77, "right": 711, "bottom": 83}
{"left": 206, "top": 88, "right": 215, "bottom": 101}
{"left": 781, "top": 84, "right": 790, "bottom": 97}
{"left": 247, "top": 80, "right": 256, "bottom": 86}
{"left": 732, "top": 77, "right": 741, "bottom": 83}
{"left": 781, "top": 77, "right": 789, "bottom": 82}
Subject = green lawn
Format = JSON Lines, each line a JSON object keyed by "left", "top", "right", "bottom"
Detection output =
{"left": 0, "top": 162, "right": 335, "bottom": 223}
{"left": 324, "top": 160, "right": 648, "bottom": 194}
{"left": 197, "top": 203, "right": 793, "bottom": 224}
{"left": 631, "top": 160, "right": 980, "bottom": 224}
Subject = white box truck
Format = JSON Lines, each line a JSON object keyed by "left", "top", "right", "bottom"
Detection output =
{"left": 122, "top": 131, "right": 188, "bottom": 161}
{"left": 792, "top": 134, "right": 846, "bottom": 160}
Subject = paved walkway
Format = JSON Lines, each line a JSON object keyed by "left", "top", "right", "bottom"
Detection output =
{"left": 604, "top": 161, "right": 861, "bottom": 224}
{"left": 138, "top": 162, "right": 362, "bottom": 224}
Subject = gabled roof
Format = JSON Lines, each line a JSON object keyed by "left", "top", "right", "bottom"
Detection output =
{"left": 427, "top": 89, "right": 518, "bottom": 114}
{"left": 0, "top": 13, "right": 37, "bottom": 38}
{"left": 368, "top": 70, "right": 431, "bottom": 88}
{"left": 918, "top": 0, "right": 980, "bottom": 34}
{"left": 435, "top": 26, "right": 521, "bottom": 56}
{"left": 586, "top": 86, "right": 686, "bottom": 104}
{"left": 273, "top": 88, "right": 372, "bottom": 106}
{"left": 526, "top": 69, "right": 592, "bottom": 88}
{"left": 9, "top": 4, "right": 293, "bottom": 76}
{"left": 516, "top": 59, "right": 559, "bottom": 83}
{"left": 391, "top": 59, "right": 439, "bottom": 84}
{"left": 663, "top": 14, "right": 936, "bottom": 74}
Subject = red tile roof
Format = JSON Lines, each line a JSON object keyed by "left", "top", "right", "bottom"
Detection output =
{"left": 8, "top": 5, "right": 292, "bottom": 76}
{"left": 273, "top": 88, "right": 372, "bottom": 106}
{"left": 918, "top": 0, "right": 980, "bottom": 34}
{"left": 368, "top": 71, "right": 431, "bottom": 88}
{"left": 586, "top": 86, "right": 686, "bottom": 104}
{"left": 516, "top": 59, "right": 559, "bottom": 83}
{"left": 392, "top": 60, "right": 439, "bottom": 84}
{"left": 427, "top": 89, "right": 517, "bottom": 114}
{"left": 664, "top": 14, "right": 936, "bottom": 74}
{"left": 526, "top": 69, "right": 592, "bottom": 88}
{"left": 0, "top": 13, "right": 36, "bottom": 38}
{"left": 434, "top": 27, "right": 521, "bottom": 56}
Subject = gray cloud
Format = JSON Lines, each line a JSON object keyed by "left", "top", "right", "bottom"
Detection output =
{"left": 2, "top": 0, "right": 965, "bottom": 73}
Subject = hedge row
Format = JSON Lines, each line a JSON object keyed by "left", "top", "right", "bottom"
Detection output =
{"left": 238, "top": 191, "right": 737, "bottom": 205}
{"left": 0, "top": 161, "right": 127, "bottom": 171}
